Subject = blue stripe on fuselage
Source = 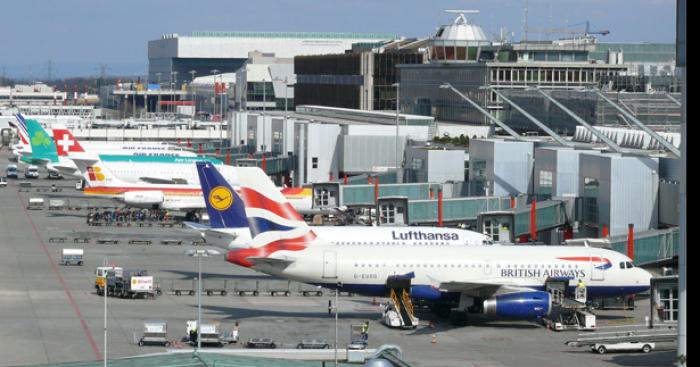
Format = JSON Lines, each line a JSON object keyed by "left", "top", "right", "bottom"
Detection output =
{"left": 310, "top": 283, "right": 649, "bottom": 300}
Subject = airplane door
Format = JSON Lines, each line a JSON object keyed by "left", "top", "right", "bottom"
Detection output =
{"left": 483, "top": 260, "right": 492, "bottom": 276}
{"left": 590, "top": 251, "right": 605, "bottom": 281}
{"left": 322, "top": 251, "right": 337, "bottom": 279}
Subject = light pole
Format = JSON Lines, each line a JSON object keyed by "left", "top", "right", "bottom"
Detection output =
{"left": 273, "top": 77, "right": 291, "bottom": 153}
{"left": 185, "top": 249, "right": 219, "bottom": 353}
{"left": 171, "top": 71, "right": 178, "bottom": 116}
{"left": 392, "top": 82, "right": 400, "bottom": 169}
{"left": 261, "top": 77, "right": 267, "bottom": 152}
{"left": 156, "top": 72, "right": 162, "bottom": 116}
{"left": 189, "top": 70, "right": 197, "bottom": 118}
{"left": 334, "top": 282, "right": 340, "bottom": 367}
{"left": 211, "top": 69, "right": 220, "bottom": 120}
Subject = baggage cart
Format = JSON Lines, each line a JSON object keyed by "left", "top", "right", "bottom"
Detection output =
{"left": 186, "top": 320, "right": 224, "bottom": 347}
{"left": 203, "top": 279, "right": 230, "bottom": 296}
{"left": 61, "top": 248, "right": 84, "bottom": 266}
{"left": 234, "top": 280, "right": 259, "bottom": 296}
{"left": 27, "top": 197, "right": 44, "bottom": 210}
{"left": 170, "top": 279, "right": 196, "bottom": 296}
{"left": 298, "top": 282, "right": 324, "bottom": 296}
{"left": 264, "top": 280, "right": 291, "bottom": 296}
{"left": 138, "top": 320, "right": 169, "bottom": 347}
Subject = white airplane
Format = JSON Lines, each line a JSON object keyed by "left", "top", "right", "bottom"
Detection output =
{"left": 192, "top": 161, "right": 494, "bottom": 249}
{"left": 200, "top": 163, "right": 652, "bottom": 322}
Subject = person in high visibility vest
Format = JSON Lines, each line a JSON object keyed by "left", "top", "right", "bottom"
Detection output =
{"left": 361, "top": 321, "right": 369, "bottom": 342}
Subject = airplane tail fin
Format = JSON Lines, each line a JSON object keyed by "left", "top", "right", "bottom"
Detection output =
{"left": 51, "top": 128, "right": 85, "bottom": 156}
{"left": 13, "top": 114, "right": 30, "bottom": 145}
{"left": 24, "top": 119, "right": 59, "bottom": 164}
{"left": 195, "top": 161, "right": 249, "bottom": 229}
{"left": 83, "top": 161, "right": 129, "bottom": 188}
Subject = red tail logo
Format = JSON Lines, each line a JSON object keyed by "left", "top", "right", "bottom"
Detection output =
{"left": 52, "top": 129, "right": 84, "bottom": 156}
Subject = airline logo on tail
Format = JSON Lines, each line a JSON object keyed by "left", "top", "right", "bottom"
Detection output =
{"left": 13, "top": 114, "right": 30, "bottom": 145}
{"left": 209, "top": 186, "right": 234, "bottom": 211}
{"left": 195, "top": 162, "right": 316, "bottom": 267}
{"left": 52, "top": 129, "right": 85, "bottom": 156}
{"left": 87, "top": 166, "right": 106, "bottom": 182}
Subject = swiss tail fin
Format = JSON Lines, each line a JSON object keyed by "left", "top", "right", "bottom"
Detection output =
{"left": 195, "top": 161, "right": 249, "bottom": 229}
{"left": 52, "top": 128, "right": 85, "bottom": 156}
{"left": 25, "top": 119, "right": 59, "bottom": 163}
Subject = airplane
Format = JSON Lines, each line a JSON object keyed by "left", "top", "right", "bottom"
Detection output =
{"left": 19, "top": 118, "right": 218, "bottom": 179}
{"left": 200, "top": 163, "right": 652, "bottom": 323}
{"left": 192, "top": 161, "right": 494, "bottom": 249}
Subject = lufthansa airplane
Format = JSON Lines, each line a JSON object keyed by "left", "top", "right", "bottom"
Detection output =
{"left": 196, "top": 162, "right": 652, "bottom": 321}
{"left": 193, "top": 161, "right": 494, "bottom": 249}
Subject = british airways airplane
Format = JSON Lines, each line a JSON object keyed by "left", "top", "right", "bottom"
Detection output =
{"left": 193, "top": 161, "right": 494, "bottom": 249}
{"left": 197, "top": 163, "right": 652, "bottom": 321}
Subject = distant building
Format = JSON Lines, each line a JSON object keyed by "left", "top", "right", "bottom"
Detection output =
{"left": 148, "top": 31, "right": 395, "bottom": 85}
{"left": 294, "top": 39, "right": 426, "bottom": 111}
{"left": 0, "top": 83, "right": 67, "bottom": 107}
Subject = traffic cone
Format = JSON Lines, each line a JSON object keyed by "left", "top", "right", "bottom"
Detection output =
{"left": 431, "top": 334, "right": 437, "bottom": 344}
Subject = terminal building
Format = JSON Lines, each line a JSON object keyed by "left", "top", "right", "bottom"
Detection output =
{"left": 147, "top": 31, "right": 396, "bottom": 86}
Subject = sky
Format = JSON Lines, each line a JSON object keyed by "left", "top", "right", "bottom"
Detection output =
{"left": 2, "top": 0, "right": 678, "bottom": 79}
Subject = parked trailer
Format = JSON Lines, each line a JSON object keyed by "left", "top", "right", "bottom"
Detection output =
{"left": 61, "top": 248, "right": 84, "bottom": 266}
{"left": 169, "top": 279, "right": 196, "bottom": 296}
{"left": 27, "top": 197, "right": 44, "bottom": 210}
{"left": 234, "top": 280, "right": 260, "bottom": 296}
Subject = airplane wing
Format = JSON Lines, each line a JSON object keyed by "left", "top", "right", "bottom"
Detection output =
{"left": 438, "top": 280, "right": 539, "bottom": 298}
{"left": 138, "top": 177, "right": 189, "bottom": 185}
{"left": 182, "top": 221, "right": 210, "bottom": 230}
{"left": 247, "top": 256, "right": 294, "bottom": 269}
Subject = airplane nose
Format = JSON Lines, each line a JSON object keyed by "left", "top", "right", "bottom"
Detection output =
{"left": 637, "top": 268, "right": 653, "bottom": 288}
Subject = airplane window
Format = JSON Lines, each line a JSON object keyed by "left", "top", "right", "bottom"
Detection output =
{"left": 457, "top": 264, "right": 462, "bottom": 268}
{"left": 478, "top": 264, "right": 482, "bottom": 268}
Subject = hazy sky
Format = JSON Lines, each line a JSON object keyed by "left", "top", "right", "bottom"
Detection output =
{"left": 3, "top": 0, "right": 678, "bottom": 78}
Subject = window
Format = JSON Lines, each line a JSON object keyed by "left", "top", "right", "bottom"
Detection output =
{"left": 312, "top": 157, "right": 318, "bottom": 169}
{"left": 539, "top": 170, "right": 553, "bottom": 199}
{"left": 583, "top": 177, "right": 600, "bottom": 224}
{"left": 619, "top": 262, "right": 626, "bottom": 269}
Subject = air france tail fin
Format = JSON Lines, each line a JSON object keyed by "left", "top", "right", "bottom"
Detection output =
{"left": 24, "top": 119, "right": 59, "bottom": 164}
{"left": 195, "top": 161, "right": 249, "bottom": 229}
{"left": 13, "top": 114, "right": 30, "bottom": 146}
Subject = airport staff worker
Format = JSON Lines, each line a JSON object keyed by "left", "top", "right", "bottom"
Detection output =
{"left": 361, "top": 321, "right": 369, "bottom": 341}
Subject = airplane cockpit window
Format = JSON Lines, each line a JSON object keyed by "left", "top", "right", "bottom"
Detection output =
{"left": 626, "top": 261, "right": 635, "bottom": 268}
{"left": 619, "top": 262, "right": 626, "bottom": 269}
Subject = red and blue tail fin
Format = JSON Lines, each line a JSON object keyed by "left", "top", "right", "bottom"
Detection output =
{"left": 196, "top": 161, "right": 249, "bottom": 229}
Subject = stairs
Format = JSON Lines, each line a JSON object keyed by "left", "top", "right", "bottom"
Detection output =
{"left": 389, "top": 288, "right": 416, "bottom": 328}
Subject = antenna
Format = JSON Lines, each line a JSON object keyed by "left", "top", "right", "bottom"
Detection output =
{"left": 523, "top": 0, "right": 529, "bottom": 42}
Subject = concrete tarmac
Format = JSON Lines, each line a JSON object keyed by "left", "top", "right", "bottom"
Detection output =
{"left": 0, "top": 157, "right": 675, "bottom": 367}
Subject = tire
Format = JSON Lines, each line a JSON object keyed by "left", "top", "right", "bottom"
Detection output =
{"left": 175, "top": 290, "right": 181, "bottom": 296}
{"left": 271, "top": 291, "right": 276, "bottom": 297}
{"left": 253, "top": 291, "right": 259, "bottom": 296}
{"left": 189, "top": 291, "right": 195, "bottom": 296}
{"left": 642, "top": 345, "right": 651, "bottom": 353}
{"left": 597, "top": 346, "right": 607, "bottom": 354}
{"left": 64, "top": 261, "right": 69, "bottom": 266}
{"left": 285, "top": 291, "right": 290, "bottom": 297}
{"left": 302, "top": 292, "right": 308, "bottom": 297}
{"left": 207, "top": 290, "right": 213, "bottom": 296}
{"left": 239, "top": 291, "right": 245, "bottom": 296}
{"left": 78, "top": 261, "right": 83, "bottom": 266}
{"left": 297, "top": 344, "right": 303, "bottom": 349}
{"left": 221, "top": 291, "right": 227, "bottom": 296}
{"left": 271, "top": 344, "right": 276, "bottom": 349}
{"left": 317, "top": 291, "right": 322, "bottom": 297}
{"left": 324, "top": 344, "right": 330, "bottom": 349}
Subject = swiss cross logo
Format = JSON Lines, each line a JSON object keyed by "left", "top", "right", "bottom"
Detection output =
{"left": 52, "top": 129, "right": 83, "bottom": 155}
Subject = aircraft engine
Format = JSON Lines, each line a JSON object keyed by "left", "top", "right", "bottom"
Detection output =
{"left": 483, "top": 291, "right": 551, "bottom": 318}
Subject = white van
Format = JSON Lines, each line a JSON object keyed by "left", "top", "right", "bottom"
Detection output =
{"left": 24, "top": 165, "right": 39, "bottom": 179}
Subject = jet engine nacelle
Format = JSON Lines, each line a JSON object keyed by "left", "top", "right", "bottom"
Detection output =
{"left": 483, "top": 291, "right": 551, "bottom": 318}
{"left": 122, "top": 191, "right": 165, "bottom": 207}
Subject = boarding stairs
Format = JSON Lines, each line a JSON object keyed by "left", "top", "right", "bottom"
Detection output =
{"left": 543, "top": 279, "right": 595, "bottom": 331}
{"left": 385, "top": 276, "right": 418, "bottom": 328}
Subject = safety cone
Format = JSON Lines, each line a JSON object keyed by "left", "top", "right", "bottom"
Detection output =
{"left": 431, "top": 334, "right": 437, "bottom": 344}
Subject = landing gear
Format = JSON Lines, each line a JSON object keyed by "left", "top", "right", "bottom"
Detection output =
{"left": 449, "top": 310, "right": 469, "bottom": 326}
{"left": 431, "top": 304, "right": 452, "bottom": 319}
